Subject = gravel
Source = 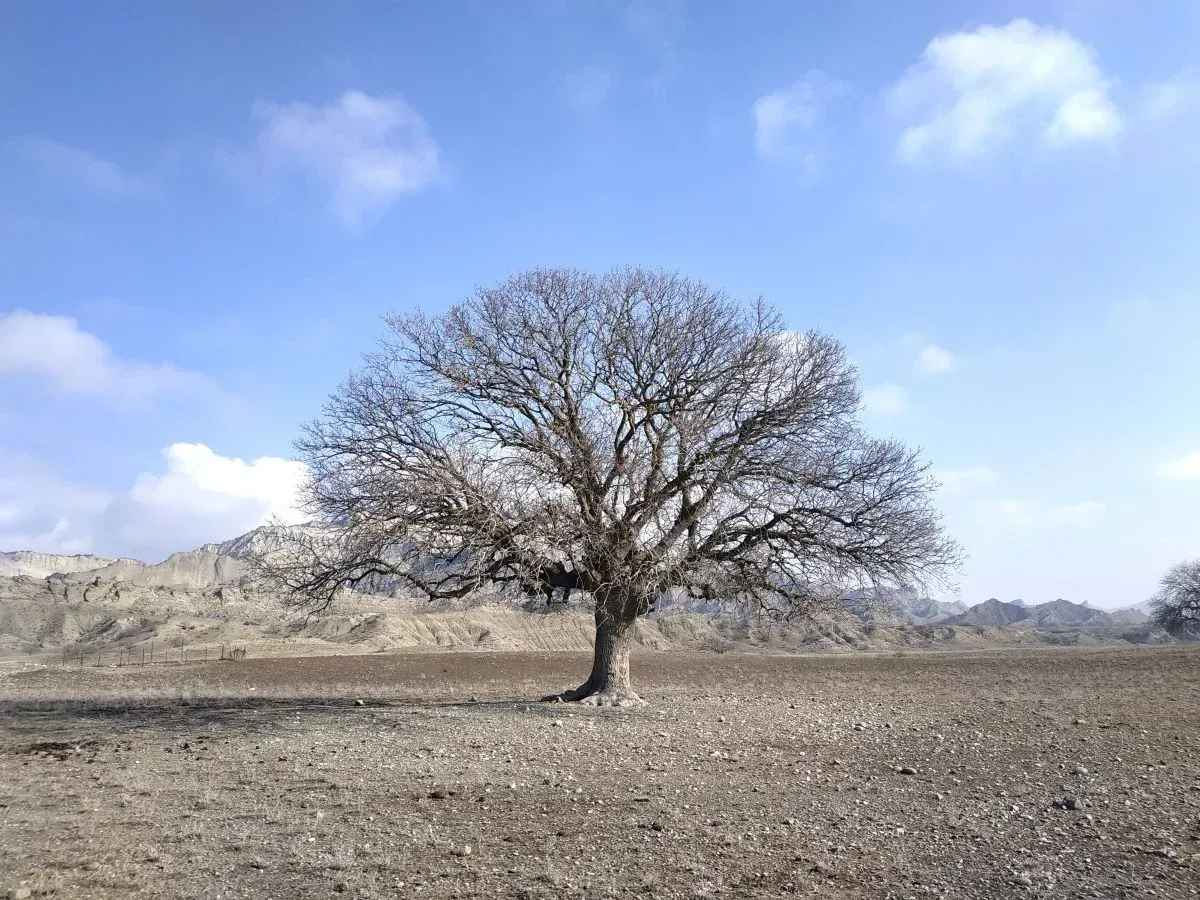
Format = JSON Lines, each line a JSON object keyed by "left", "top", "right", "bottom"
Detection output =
{"left": 1, "top": 646, "right": 1198, "bottom": 899}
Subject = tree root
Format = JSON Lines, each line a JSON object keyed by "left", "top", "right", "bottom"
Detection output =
{"left": 541, "top": 682, "right": 645, "bottom": 707}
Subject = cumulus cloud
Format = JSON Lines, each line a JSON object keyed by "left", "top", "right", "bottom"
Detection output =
{"left": 754, "top": 72, "right": 848, "bottom": 177}
{"left": 1159, "top": 450, "right": 1200, "bottom": 478}
{"left": 0, "top": 311, "right": 218, "bottom": 405}
{"left": 110, "top": 443, "right": 308, "bottom": 555}
{"left": 936, "top": 466, "right": 997, "bottom": 493}
{"left": 243, "top": 90, "right": 443, "bottom": 227}
{"left": 888, "top": 19, "right": 1122, "bottom": 161}
{"left": 10, "top": 136, "right": 140, "bottom": 194}
{"left": 915, "top": 344, "right": 955, "bottom": 374}
{"left": 0, "top": 444, "right": 308, "bottom": 560}
{"left": 861, "top": 383, "right": 909, "bottom": 415}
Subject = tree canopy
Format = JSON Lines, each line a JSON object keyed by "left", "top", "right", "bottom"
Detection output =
{"left": 261, "top": 268, "right": 962, "bottom": 704}
{"left": 1150, "top": 559, "right": 1200, "bottom": 638}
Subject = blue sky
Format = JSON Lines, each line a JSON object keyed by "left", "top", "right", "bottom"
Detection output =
{"left": 2, "top": 0, "right": 1199, "bottom": 607}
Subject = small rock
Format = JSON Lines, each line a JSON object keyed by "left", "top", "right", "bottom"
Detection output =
{"left": 1149, "top": 847, "right": 1177, "bottom": 859}
{"left": 810, "top": 862, "right": 832, "bottom": 876}
{"left": 650, "top": 822, "right": 665, "bottom": 832}
{"left": 354, "top": 699, "right": 365, "bottom": 707}
{"left": 83, "top": 862, "right": 99, "bottom": 871}
{"left": 551, "top": 720, "right": 564, "bottom": 728}
{"left": 897, "top": 766, "right": 918, "bottom": 776}
{"left": 429, "top": 789, "right": 450, "bottom": 800}
{"left": 450, "top": 845, "right": 472, "bottom": 857}
{"left": 1070, "top": 764, "right": 1089, "bottom": 776}
{"left": 1054, "top": 794, "right": 1081, "bottom": 811}
{"left": 1012, "top": 874, "right": 1033, "bottom": 887}
{"left": 9, "top": 889, "right": 33, "bottom": 900}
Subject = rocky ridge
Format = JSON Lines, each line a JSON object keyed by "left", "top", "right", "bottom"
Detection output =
{"left": 0, "top": 528, "right": 1166, "bottom": 658}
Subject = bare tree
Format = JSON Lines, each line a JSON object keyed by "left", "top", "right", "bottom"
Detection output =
{"left": 259, "top": 268, "right": 961, "bottom": 705}
{"left": 1150, "top": 559, "right": 1200, "bottom": 638}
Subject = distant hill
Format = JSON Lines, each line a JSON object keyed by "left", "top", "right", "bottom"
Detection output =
{"left": 949, "top": 598, "right": 1031, "bottom": 627}
{"left": 1025, "top": 598, "right": 1111, "bottom": 627}
{"left": 945, "top": 596, "right": 1151, "bottom": 629}
{"left": 0, "top": 551, "right": 120, "bottom": 579}
{"left": 0, "top": 528, "right": 1169, "bottom": 659}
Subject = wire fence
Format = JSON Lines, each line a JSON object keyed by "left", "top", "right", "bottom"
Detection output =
{"left": 60, "top": 644, "right": 247, "bottom": 668}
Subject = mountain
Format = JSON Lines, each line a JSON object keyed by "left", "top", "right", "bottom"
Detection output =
{"left": 197, "top": 525, "right": 320, "bottom": 559}
{"left": 944, "top": 597, "right": 1153, "bottom": 629}
{"left": 0, "top": 529, "right": 1175, "bottom": 659}
{"left": 54, "top": 551, "right": 252, "bottom": 590}
{"left": 1025, "top": 598, "right": 1110, "bottom": 627}
{"left": 0, "top": 551, "right": 119, "bottom": 579}
{"left": 949, "top": 598, "right": 1032, "bottom": 627}
{"left": 842, "top": 588, "right": 967, "bottom": 625}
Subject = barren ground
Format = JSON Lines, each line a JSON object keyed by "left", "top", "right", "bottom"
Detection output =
{"left": 2, "top": 646, "right": 1198, "bottom": 899}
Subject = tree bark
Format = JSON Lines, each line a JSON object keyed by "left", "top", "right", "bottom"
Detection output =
{"left": 543, "top": 593, "right": 644, "bottom": 706}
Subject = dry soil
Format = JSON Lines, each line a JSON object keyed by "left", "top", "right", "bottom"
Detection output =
{"left": 1, "top": 646, "right": 1198, "bottom": 899}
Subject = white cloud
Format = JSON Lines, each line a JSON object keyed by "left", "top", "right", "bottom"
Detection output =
{"left": 245, "top": 90, "right": 442, "bottom": 227}
{"left": 915, "top": 344, "right": 955, "bottom": 374}
{"left": 936, "top": 466, "right": 997, "bottom": 493}
{"left": 0, "top": 454, "right": 111, "bottom": 555}
{"left": 1159, "top": 450, "right": 1200, "bottom": 478}
{"left": 111, "top": 443, "right": 307, "bottom": 555}
{"left": 754, "top": 72, "right": 848, "bottom": 177}
{"left": 0, "top": 311, "right": 217, "bottom": 405}
{"left": 10, "top": 136, "right": 140, "bottom": 194}
{"left": 0, "top": 444, "right": 308, "bottom": 560}
{"left": 1141, "top": 71, "right": 1200, "bottom": 120}
{"left": 862, "top": 383, "right": 909, "bottom": 415}
{"left": 566, "top": 67, "right": 611, "bottom": 111}
{"left": 888, "top": 19, "right": 1122, "bottom": 161}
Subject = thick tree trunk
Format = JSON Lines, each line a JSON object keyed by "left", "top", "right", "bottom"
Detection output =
{"left": 543, "top": 596, "right": 644, "bottom": 706}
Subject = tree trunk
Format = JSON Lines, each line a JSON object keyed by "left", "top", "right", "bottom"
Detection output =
{"left": 543, "top": 594, "right": 644, "bottom": 706}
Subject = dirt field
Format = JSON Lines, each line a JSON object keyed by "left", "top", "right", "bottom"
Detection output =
{"left": 2, "top": 647, "right": 1198, "bottom": 899}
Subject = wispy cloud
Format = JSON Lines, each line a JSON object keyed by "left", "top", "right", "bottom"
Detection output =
{"left": 915, "top": 344, "right": 956, "bottom": 375}
{"left": 1159, "top": 450, "right": 1200, "bottom": 478}
{"left": 622, "top": 0, "right": 687, "bottom": 92}
{"left": 10, "top": 136, "right": 140, "bottom": 194}
{"left": 1140, "top": 70, "right": 1200, "bottom": 120}
{"left": 936, "top": 466, "right": 997, "bottom": 493}
{"left": 887, "top": 19, "right": 1122, "bottom": 162}
{"left": 861, "top": 383, "right": 909, "bottom": 415}
{"left": 754, "top": 71, "right": 848, "bottom": 179}
{"left": 566, "top": 67, "right": 612, "bottom": 112}
{"left": 235, "top": 90, "right": 443, "bottom": 228}
{"left": 0, "top": 311, "right": 220, "bottom": 406}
